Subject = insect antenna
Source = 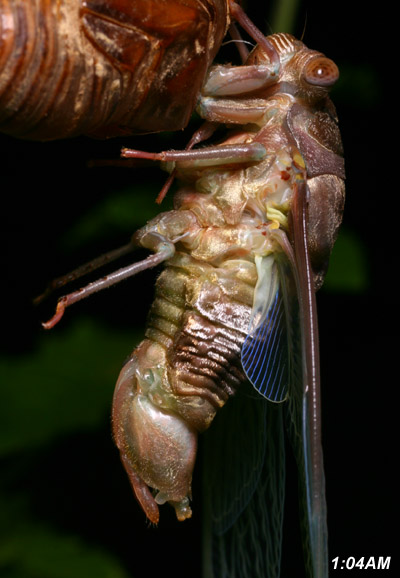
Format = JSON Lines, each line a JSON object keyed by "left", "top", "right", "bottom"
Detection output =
{"left": 300, "top": 12, "right": 308, "bottom": 42}
{"left": 227, "top": 22, "right": 251, "bottom": 62}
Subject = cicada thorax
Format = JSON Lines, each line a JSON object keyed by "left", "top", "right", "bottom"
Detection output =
{"left": 238, "top": 32, "right": 346, "bottom": 289}
{"left": 0, "top": 0, "right": 228, "bottom": 140}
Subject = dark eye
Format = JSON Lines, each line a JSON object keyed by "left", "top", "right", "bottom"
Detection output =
{"left": 303, "top": 57, "right": 339, "bottom": 87}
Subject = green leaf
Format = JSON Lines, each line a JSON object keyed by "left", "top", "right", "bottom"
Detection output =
{"left": 0, "top": 320, "right": 139, "bottom": 456}
{"left": 0, "top": 521, "right": 130, "bottom": 578}
{"left": 323, "top": 229, "right": 369, "bottom": 293}
{"left": 61, "top": 184, "right": 166, "bottom": 251}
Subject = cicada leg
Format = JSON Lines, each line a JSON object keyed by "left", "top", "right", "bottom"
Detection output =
{"left": 228, "top": 0, "right": 280, "bottom": 70}
{"left": 41, "top": 209, "right": 198, "bottom": 329}
{"left": 201, "top": 62, "right": 279, "bottom": 98}
{"left": 34, "top": 241, "right": 137, "bottom": 306}
{"left": 41, "top": 233, "right": 174, "bottom": 329}
{"left": 123, "top": 61, "right": 283, "bottom": 170}
{"left": 121, "top": 141, "right": 268, "bottom": 170}
{"left": 155, "top": 120, "right": 219, "bottom": 204}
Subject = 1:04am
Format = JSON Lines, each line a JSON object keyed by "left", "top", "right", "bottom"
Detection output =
{"left": 332, "top": 556, "right": 391, "bottom": 570}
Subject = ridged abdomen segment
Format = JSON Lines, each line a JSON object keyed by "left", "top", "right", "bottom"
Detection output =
{"left": 0, "top": 0, "right": 229, "bottom": 139}
{"left": 0, "top": 0, "right": 136, "bottom": 139}
{"left": 144, "top": 253, "right": 256, "bottom": 430}
{"left": 2, "top": 0, "right": 78, "bottom": 137}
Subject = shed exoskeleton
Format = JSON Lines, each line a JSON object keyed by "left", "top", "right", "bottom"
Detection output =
{"left": 0, "top": 0, "right": 228, "bottom": 139}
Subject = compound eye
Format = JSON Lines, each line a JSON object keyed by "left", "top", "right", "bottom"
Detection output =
{"left": 303, "top": 57, "right": 339, "bottom": 87}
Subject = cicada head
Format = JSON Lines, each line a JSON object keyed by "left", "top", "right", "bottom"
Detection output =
{"left": 247, "top": 33, "right": 340, "bottom": 105}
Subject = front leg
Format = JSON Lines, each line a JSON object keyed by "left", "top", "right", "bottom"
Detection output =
{"left": 197, "top": 61, "right": 284, "bottom": 125}
{"left": 201, "top": 62, "right": 279, "bottom": 98}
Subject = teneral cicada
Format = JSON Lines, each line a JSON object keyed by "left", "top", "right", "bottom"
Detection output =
{"left": 0, "top": 0, "right": 228, "bottom": 140}
{"left": 39, "top": 2, "right": 345, "bottom": 576}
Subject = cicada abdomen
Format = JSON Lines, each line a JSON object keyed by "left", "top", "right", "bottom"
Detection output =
{"left": 0, "top": 0, "right": 228, "bottom": 140}
{"left": 40, "top": 3, "right": 345, "bottom": 575}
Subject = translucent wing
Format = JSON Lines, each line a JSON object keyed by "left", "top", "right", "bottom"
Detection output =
{"left": 203, "top": 180, "right": 328, "bottom": 578}
{"left": 242, "top": 180, "right": 327, "bottom": 577}
{"left": 202, "top": 246, "right": 294, "bottom": 577}
{"left": 202, "top": 383, "right": 285, "bottom": 578}
{"left": 283, "top": 182, "right": 328, "bottom": 578}
{"left": 241, "top": 254, "right": 293, "bottom": 403}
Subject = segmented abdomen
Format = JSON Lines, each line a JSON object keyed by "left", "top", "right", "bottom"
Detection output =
{"left": 0, "top": 0, "right": 229, "bottom": 140}
{"left": 0, "top": 0, "right": 145, "bottom": 139}
{"left": 145, "top": 252, "right": 257, "bottom": 430}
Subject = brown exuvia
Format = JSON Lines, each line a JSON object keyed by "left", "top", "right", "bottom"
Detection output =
{"left": 0, "top": 0, "right": 228, "bottom": 140}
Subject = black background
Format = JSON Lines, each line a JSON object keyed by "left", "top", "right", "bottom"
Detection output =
{"left": 1, "top": 1, "right": 394, "bottom": 576}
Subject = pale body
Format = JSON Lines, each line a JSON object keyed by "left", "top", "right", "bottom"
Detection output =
{"left": 113, "top": 146, "right": 295, "bottom": 521}
{"left": 112, "top": 33, "right": 345, "bottom": 524}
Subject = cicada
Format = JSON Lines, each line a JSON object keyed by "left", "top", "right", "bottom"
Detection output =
{"left": 39, "top": 2, "right": 345, "bottom": 575}
{"left": 0, "top": 0, "right": 228, "bottom": 140}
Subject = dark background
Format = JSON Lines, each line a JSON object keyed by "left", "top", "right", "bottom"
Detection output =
{"left": 1, "top": 0, "right": 394, "bottom": 576}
